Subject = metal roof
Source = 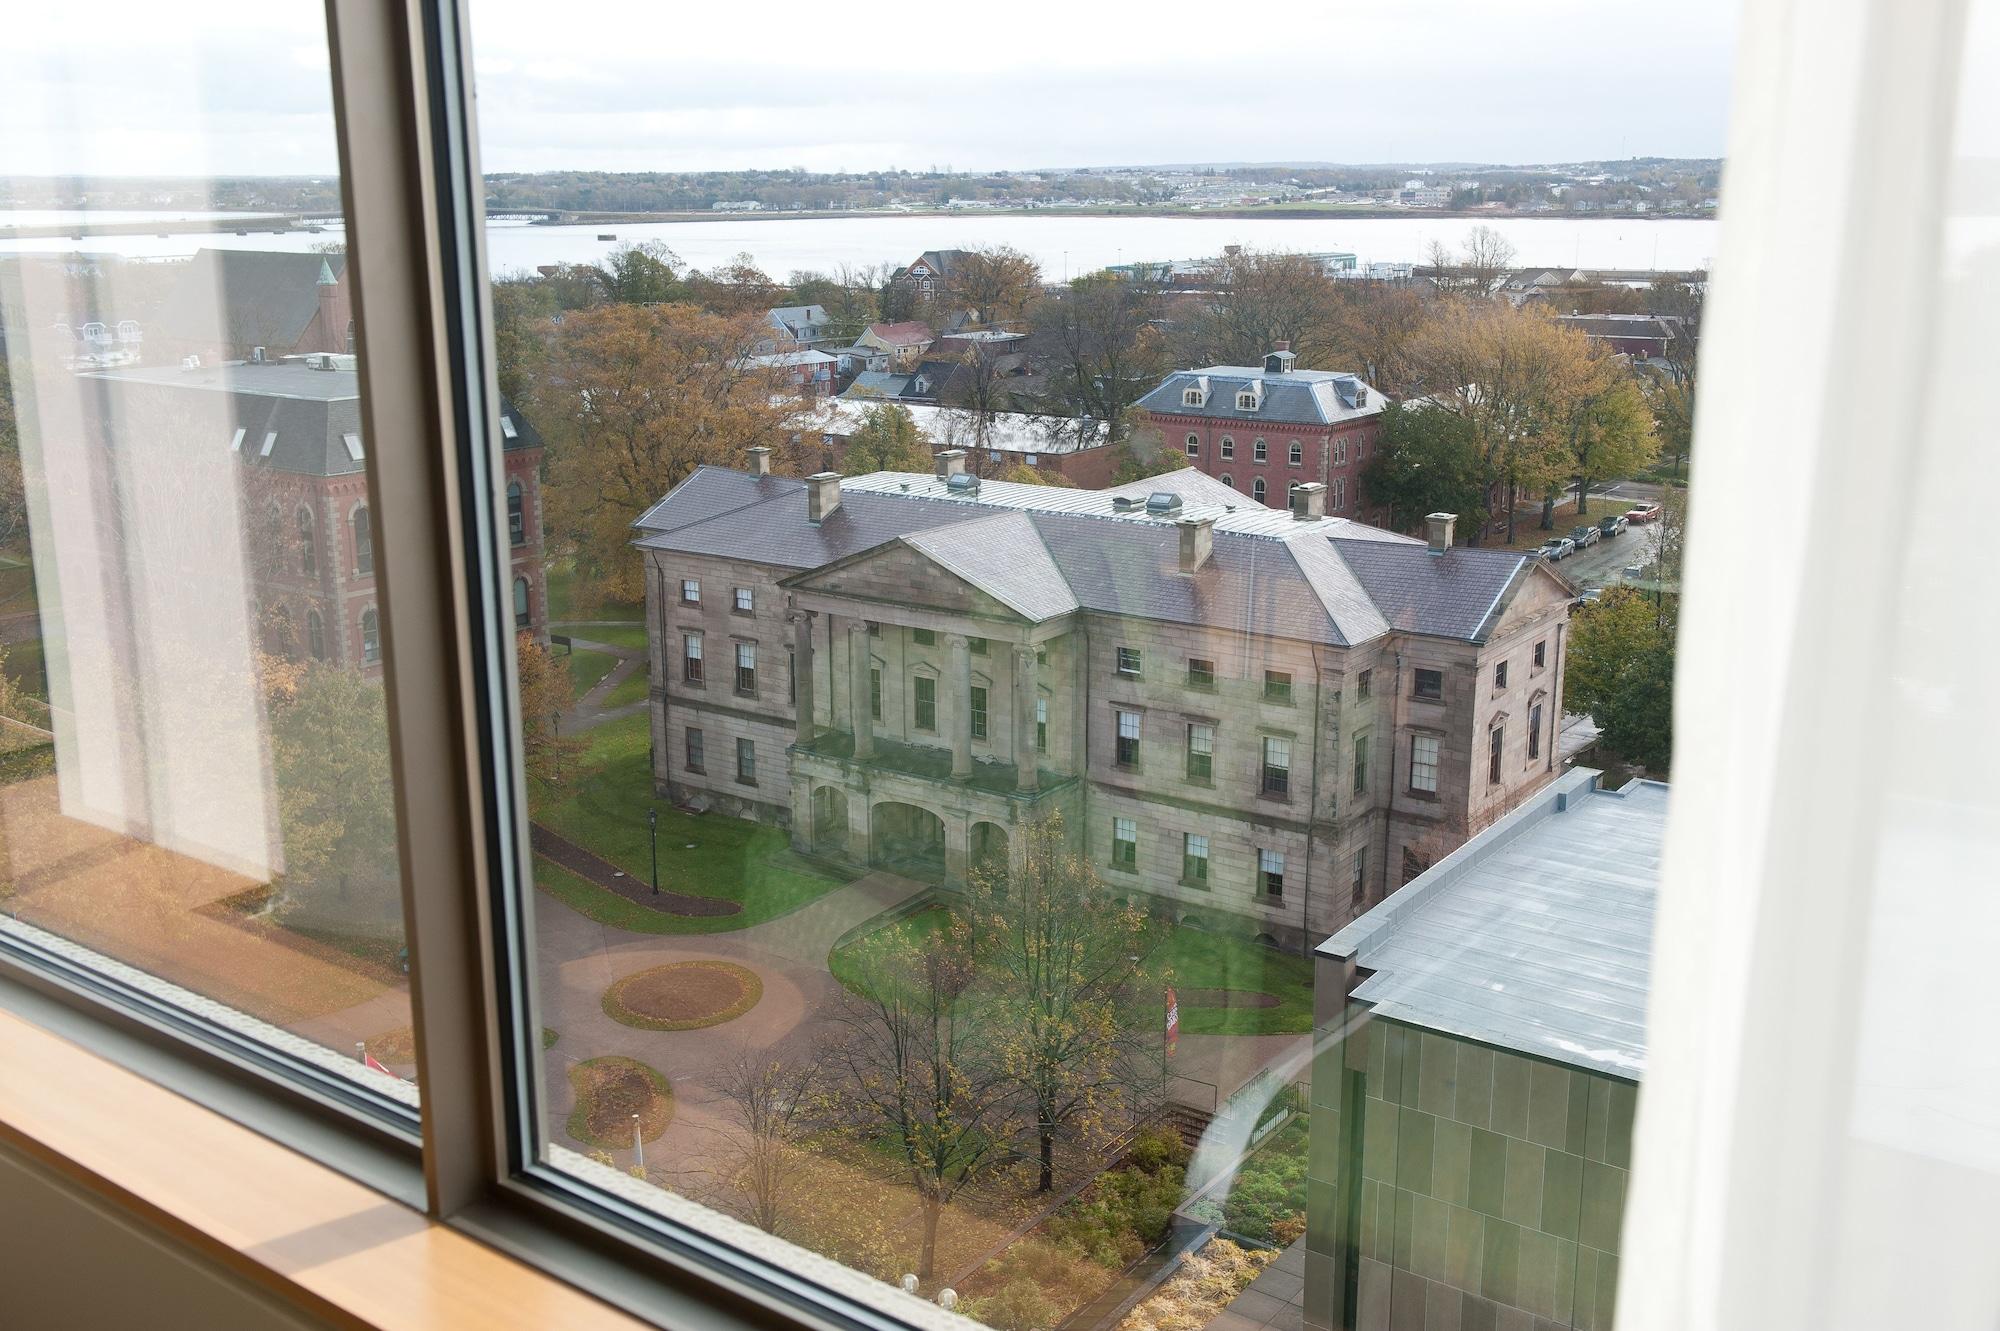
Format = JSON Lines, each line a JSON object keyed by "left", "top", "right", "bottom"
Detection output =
{"left": 1320, "top": 771, "right": 1665, "bottom": 1080}
{"left": 1136, "top": 365, "right": 1385, "bottom": 427}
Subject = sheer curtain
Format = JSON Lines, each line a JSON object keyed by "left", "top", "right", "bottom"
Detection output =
{"left": 1620, "top": 0, "right": 2000, "bottom": 1326}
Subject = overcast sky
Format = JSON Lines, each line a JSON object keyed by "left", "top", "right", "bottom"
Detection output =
{"left": 1, "top": 0, "right": 1742, "bottom": 178}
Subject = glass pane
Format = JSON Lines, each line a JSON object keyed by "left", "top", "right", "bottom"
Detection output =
{"left": 0, "top": 7, "right": 414, "bottom": 1111}
{"left": 459, "top": 2, "right": 1733, "bottom": 1326}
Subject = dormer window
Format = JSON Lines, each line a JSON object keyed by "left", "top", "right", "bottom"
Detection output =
{"left": 1237, "top": 390, "right": 1259, "bottom": 411}
{"left": 1182, "top": 386, "right": 1205, "bottom": 407}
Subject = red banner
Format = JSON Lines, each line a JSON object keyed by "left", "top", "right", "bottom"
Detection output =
{"left": 1165, "top": 986, "right": 1179, "bottom": 1058}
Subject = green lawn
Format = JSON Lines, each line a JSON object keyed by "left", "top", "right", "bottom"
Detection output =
{"left": 561, "top": 623, "right": 648, "bottom": 653}
{"left": 827, "top": 896, "right": 1313, "bottom": 1037}
{"left": 598, "top": 660, "right": 650, "bottom": 708}
{"left": 545, "top": 560, "right": 643, "bottom": 624}
{"left": 565, "top": 647, "right": 618, "bottom": 696}
{"left": 528, "top": 712, "right": 852, "bottom": 934}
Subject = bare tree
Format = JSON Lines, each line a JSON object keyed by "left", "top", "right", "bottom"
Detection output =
{"left": 1179, "top": 249, "right": 1342, "bottom": 367}
{"left": 940, "top": 246, "right": 1042, "bottom": 328}
{"left": 1031, "top": 271, "right": 1168, "bottom": 444}
{"left": 1459, "top": 225, "right": 1518, "bottom": 296}
{"left": 708, "top": 1045, "right": 833, "bottom": 1235}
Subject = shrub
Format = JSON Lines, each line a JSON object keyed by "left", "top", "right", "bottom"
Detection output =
{"left": 962, "top": 1277, "right": 1068, "bottom": 1331}
{"left": 1126, "top": 1124, "right": 1190, "bottom": 1174}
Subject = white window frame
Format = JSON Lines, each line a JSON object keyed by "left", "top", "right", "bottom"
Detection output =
{"left": 1410, "top": 734, "right": 1441, "bottom": 793}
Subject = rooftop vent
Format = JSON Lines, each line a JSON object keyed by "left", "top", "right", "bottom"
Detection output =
{"left": 1145, "top": 491, "right": 1184, "bottom": 517}
{"left": 946, "top": 472, "right": 981, "bottom": 497}
{"left": 1263, "top": 343, "right": 1296, "bottom": 376}
{"left": 1112, "top": 495, "right": 1140, "bottom": 512}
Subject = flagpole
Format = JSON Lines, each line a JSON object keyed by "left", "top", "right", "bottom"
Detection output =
{"left": 632, "top": 1114, "right": 645, "bottom": 1175}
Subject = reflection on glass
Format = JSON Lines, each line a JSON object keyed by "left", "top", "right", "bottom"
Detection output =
{"left": 0, "top": 17, "right": 416, "bottom": 1102}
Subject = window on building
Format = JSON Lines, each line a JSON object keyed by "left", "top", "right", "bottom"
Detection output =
{"left": 1495, "top": 661, "right": 1509, "bottom": 689}
{"left": 1254, "top": 438, "right": 1268, "bottom": 462}
{"left": 1115, "top": 709, "right": 1141, "bottom": 767}
{"left": 970, "top": 686, "right": 988, "bottom": 740}
{"left": 1112, "top": 817, "right": 1137, "bottom": 870}
{"left": 1181, "top": 387, "right": 1203, "bottom": 407}
{"left": 1353, "top": 733, "right": 1369, "bottom": 795}
{"left": 1185, "top": 434, "right": 1200, "bottom": 457}
{"left": 1489, "top": 722, "right": 1505, "bottom": 784}
{"left": 1351, "top": 846, "right": 1369, "bottom": 906}
{"left": 685, "top": 726, "right": 705, "bottom": 772}
{"left": 736, "top": 737, "right": 755, "bottom": 784}
{"left": 731, "top": 643, "right": 756, "bottom": 694}
{"left": 507, "top": 479, "right": 524, "bottom": 546}
{"left": 1187, "top": 658, "right": 1215, "bottom": 690}
{"left": 1220, "top": 473, "right": 1234, "bottom": 489}
{"left": 1332, "top": 437, "right": 1347, "bottom": 466}
{"left": 1262, "top": 736, "right": 1291, "bottom": 797}
{"left": 298, "top": 509, "right": 316, "bottom": 575}
{"left": 867, "top": 620, "right": 881, "bottom": 636}
{"left": 1288, "top": 440, "right": 1303, "bottom": 465}
{"left": 360, "top": 607, "right": 380, "bottom": 664}
{"left": 1411, "top": 734, "right": 1441, "bottom": 793}
{"left": 1186, "top": 723, "right": 1214, "bottom": 781}
{"left": 1220, "top": 437, "right": 1235, "bottom": 460}
{"left": 513, "top": 576, "right": 530, "bottom": 628}
{"left": 733, "top": 586, "right": 753, "bottom": 613}
{"left": 787, "top": 648, "right": 796, "bottom": 704}
{"left": 1264, "top": 669, "right": 1293, "bottom": 704}
{"left": 914, "top": 675, "right": 936, "bottom": 730}
{"left": 1357, "top": 668, "right": 1372, "bottom": 700}
{"left": 682, "top": 633, "right": 703, "bottom": 683}
{"left": 680, "top": 577, "right": 700, "bottom": 604}
{"left": 1259, "top": 849, "right": 1286, "bottom": 898}
{"left": 1183, "top": 833, "right": 1210, "bottom": 886}
{"left": 1533, "top": 639, "right": 1547, "bottom": 669}
{"left": 1252, "top": 477, "right": 1266, "bottom": 502}
{"left": 869, "top": 668, "right": 882, "bottom": 721}
{"left": 353, "top": 505, "right": 373, "bottom": 575}
{"left": 1331, "top": 476, "right": 1347, "bottom": 510}
{"left": 913, "top": 628, "right": 936, "bottom": 646}
{"left": 1116, "top": 646, "right": 1141, "bottom": 676}
{"left": 1413, "top": 667, "right": 1443, "bottom": 700}
{"left": 1529, "top": 701, "right": 1544, "bottom": 760}
{"left": 969, "top": 636, "right": 986, "bottom": 655}
{"left": 306, "top": 610, "right": 324, "bottom": 660}
{"left": 1237, "top": 389, "right": 1258, "bottom": 411}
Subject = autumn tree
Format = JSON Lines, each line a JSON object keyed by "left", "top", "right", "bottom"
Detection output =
{"left": 1032, "top": 271, "right": 1168, "bottom": 443}
{"left": 941, "top": 245, "right": 1042, "bottom": 327}
{"left": 969, "top": 813, "right": 1153, "bottom": 1193}
{"left": 592, "top": 240, "right": 688, "bottom": 306}
{"left": 709, "top": 1045, "right": 833, "bottom": 1235}
{"left": 1327, "top": 283, "right": 1434, "bottom": 398}
{"left": 515, "top": 632, "right": 585, "bottom": 790}
{"left": 1565, "top": 587, "right": 1675, "bottom": 771}
{"left": 1362, "top": 404, "right": 1489, "bottom": 536}
{"left": 687, "top": 252, "right": 782, "bottom": 317}
{"left": 834, "top": 916, "right": 1013, "bottom": 1281}
{"left": 996, "top": 463, "right": 1075, "bottom": 487}
{"left": 535, "top": 303, "right": 796, "bottom": 603}
{"left": 839, "top": 404, "right": 934, "bottom": 474}
{"left": 1559, "top": 362, "right": 1657, "bottom": 519}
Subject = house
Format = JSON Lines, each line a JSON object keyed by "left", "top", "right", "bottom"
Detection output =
{"left": 795, "top": 400, "right": 1116, "bottom": 486}
{"left": 1556, "top": 313, "right": 1680, "bottom": 361}
{"left": 1493, "top": 266, "right": 1589, "bottom": 306}
{"left": 746, "top": 348, "right": 838, "bottom": 397}
{"left": 1136, "top": 346, "right": 1387, "bottom": 516}
{"left": 762, "top": 304, "right": 833, "bottom": 351}
{"left": 635, "top": 457, "right": 1573, "bottom": 949}
{"left": 841, "top": 370, "right": 918, "bottom": 401}
{"left": 890, "top": 249, "right": 967, "bottom": 301}
{"left": 855, "top": 321, "right": 935, "bottom": 370}
{"left": 78, "top": 359, "right": 548, "bottom": 671}
{"left": 1304, "top": 769, "right": 1661, "bottom": 1330}
{"left": 149, "top": 249, "right": 356, "bottom": 365}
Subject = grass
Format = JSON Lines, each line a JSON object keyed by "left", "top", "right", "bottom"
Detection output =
{"left": 602, "top": 960, "right": 764, "bottom": 1031}
{"left": 565, "top": 646, "right": 618, "bottom": 695}
{"left": 828, "top": 898, "right": 1313, "bottom": 1037}
{"left": 527, "top": 712, "right": 852, "bottom": 934}
{"left": 545, "top": 560, "right": 643, "bottom": 624}
{"left": 599, "top": 660, "right": 650, "bottom": 708}
{"left": 565, "top": 1055, "right": 674, "bottom": 1150}
{"left": 542, "top": 1027, "right": 560, "bottom": 1049}
{"left": 561, "top": 623, "right": 648, "bottom": 653}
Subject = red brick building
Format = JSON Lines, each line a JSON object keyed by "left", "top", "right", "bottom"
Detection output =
{"left": 1136, "top": 346, "right": 1386, "bottom": 516}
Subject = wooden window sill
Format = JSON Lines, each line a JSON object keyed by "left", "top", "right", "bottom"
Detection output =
{"left": 0, "top": 1009, "right": 647, "bottom": 1331}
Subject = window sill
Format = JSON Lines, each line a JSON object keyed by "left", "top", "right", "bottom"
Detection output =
{"left": 1179, "top": 877, "right": 1211, "bottom": 891}
{"left": 1108, "top": 861, "right": 1138, "bottom": 875}
{"left": 0, "top": 1007, "right": 648, "bottom": 1331}
{"left": 1406, "top": 789, "right": 1440, "bottom": 802}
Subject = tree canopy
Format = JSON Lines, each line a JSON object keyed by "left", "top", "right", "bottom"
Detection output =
{"left": 1362, "top": 403, "right": 1490, "bottom": 535}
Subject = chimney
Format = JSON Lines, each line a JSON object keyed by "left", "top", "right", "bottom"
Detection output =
{"left": 935, "top": 448, "right": 967, "bottom": 479}
{"left": 806, "top": 472, "right": 841, "bottom": 523}
{"left": 1178, "top": 516, "right": 1215, "bottom": 573}
{"left": 1425, "top": 512, "right": 1456, "bottom": 553}
{"left": 1291, "top": 481, "right": 1327, "bottom": 521}
{"left": 747, "top": 445, "right": 773, "bottom": 476}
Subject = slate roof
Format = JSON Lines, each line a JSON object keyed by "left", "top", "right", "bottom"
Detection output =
{"left": 1330, "top": 538, "right": 1532, "bottom": 641}
{"left": 1320, "top": 771, "right": 1665, "bottom": 1079}
{"left": 865, "top": 320, "right": 934, "bottom": 347}
{"left": 81, "top": 362, "right": 540, "bottom": 477}
{"left": 1136, "top": 365, "right": 1384, "bottom": 427}
{"left": 843, "top": 372, "right": 916, "bottom": 399}
{"left": 635, "top": 463, "right": 1524, "bottom": 647}
{"left": 151, "top": 249, "right": 347, "bottom": 352}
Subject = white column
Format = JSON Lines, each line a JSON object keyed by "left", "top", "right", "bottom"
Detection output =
{"left": 946, "top": 633, "right": 972, "bottom": 779}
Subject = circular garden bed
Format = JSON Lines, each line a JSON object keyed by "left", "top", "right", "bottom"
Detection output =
{"left": 602, "top": 960, "right": 763, "bottom": 1031}
{"left": 566, "top": 1055, "right": 674, "bottom": 1150}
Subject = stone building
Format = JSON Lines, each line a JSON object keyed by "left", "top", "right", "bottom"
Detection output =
{"left": 1136, "top": 346, "right": 1387, "bottom": 516}
{"left": 1305, "top": 769, "right": 1661, "bottom": 1330}
{"left": 635, "top": 454, "right": 1574, "bottom": 946}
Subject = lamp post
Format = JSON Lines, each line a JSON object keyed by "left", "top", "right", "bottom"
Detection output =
{"left": 648, "top": 806, "right": 658, "bottom": 895}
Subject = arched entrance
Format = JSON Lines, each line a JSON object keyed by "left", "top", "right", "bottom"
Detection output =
{"left": 811, "top": 785, "right": 850, "bottom": 857}
{"left": 970, "top": 821, "right": 1009, "bottom": 886}
{"left": 870, "top": 802, "right": 946, "bottom": 879}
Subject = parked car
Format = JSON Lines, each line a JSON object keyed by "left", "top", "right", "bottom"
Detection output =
{"left": 1569, "top": 524, "right": 1601, "bottom": 548}
{"left": 1625, "top": 501, "right": 1662, "bottom": 524}
{"left": 1539, "top": 536, "right": 1576, "bottom": 560}
{"left": 1599, "top": 514, "right": 1630, "bottom": 537}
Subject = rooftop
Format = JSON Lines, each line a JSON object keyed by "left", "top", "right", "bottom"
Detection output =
{"left": 1137, "top": 364, "right": 1383, "bottom": 427}
{"left": 800, "top": 400, "right": 1108, "bottom": 454}
{"left": 1319, "top": 770, "right": 1665, "bottom": 1079}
